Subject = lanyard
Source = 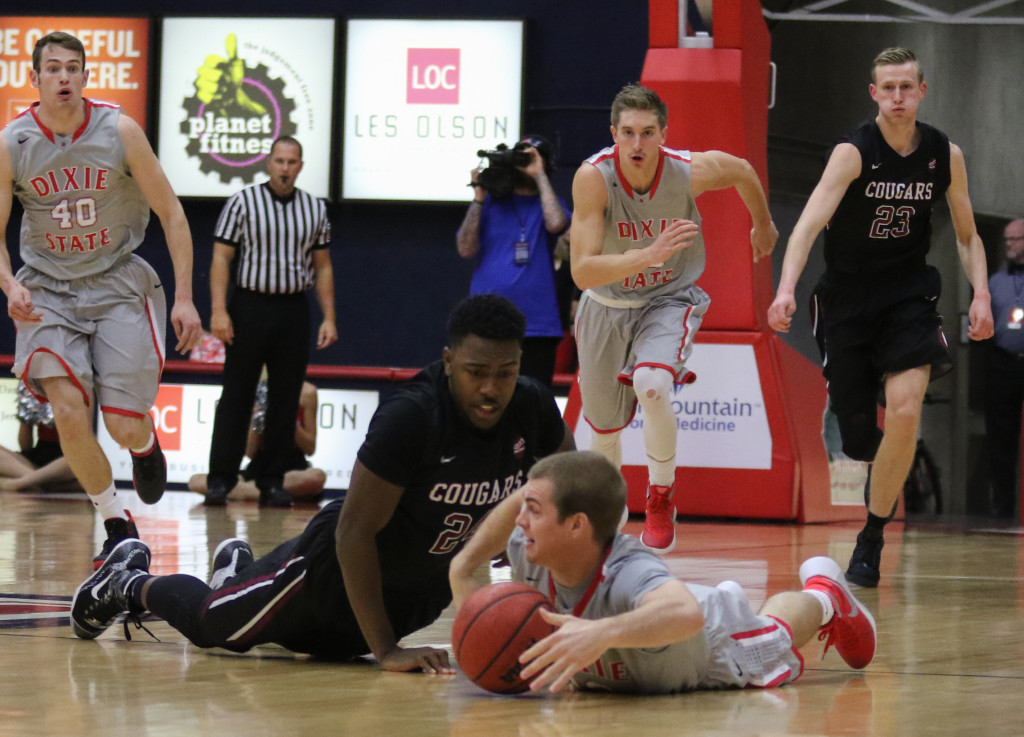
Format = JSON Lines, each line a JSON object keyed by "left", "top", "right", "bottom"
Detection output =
{"left": 548, "top": 546, "right": 612, "bottom": 617}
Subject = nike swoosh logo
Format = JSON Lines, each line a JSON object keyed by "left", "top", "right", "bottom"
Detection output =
{"left": 18, "top": 137, "right": 29, "bottom": 144}
{"left": 440, "top": 456, "right": 456, "bottom": 464}
{"left": 90, "top": 571, "right": 116, "bottom": 599}
{"left": 871, "top": 163, "right": 882, "bottom": 169}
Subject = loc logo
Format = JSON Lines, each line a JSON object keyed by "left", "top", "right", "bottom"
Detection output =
{"left": 407, "top": 48, "right": 459, "bottom": 104}
{"left": 149, "top": 385, "right": 183, "bottom": 452}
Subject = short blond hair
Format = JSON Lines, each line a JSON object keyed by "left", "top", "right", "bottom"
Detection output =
{"left": 528, "top": 451, "right": 627, "bottom": 545}
{"left": 872, "top": 47, "right": 923, "bottom": 84}
{"left": 610, "top": 84, "right": 668, "bottom": 129}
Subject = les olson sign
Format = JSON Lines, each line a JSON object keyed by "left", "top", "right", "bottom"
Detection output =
{"left": 343, "top": 19, "right": 523, "bottom": 202}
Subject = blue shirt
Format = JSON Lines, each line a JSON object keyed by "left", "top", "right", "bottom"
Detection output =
{"left": 469, "top": 194, "right": 568, "bottom": 338}
{"left": 990, "top": 266, "right": 1024, "bottom": 354}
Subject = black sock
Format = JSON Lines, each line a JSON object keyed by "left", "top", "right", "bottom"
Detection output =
{"left": 126, "top": 573, "right": 154, "bottom": 610}
{"left": 865, "top": 512, "right": 888, "bottom": 534}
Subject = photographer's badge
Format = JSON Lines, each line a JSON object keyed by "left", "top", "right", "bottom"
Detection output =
{"left": 514, "top": 239, "right": 530, "bottom": 267}
{"left": 181, "top": 34, "right": 297, "bottom": 184}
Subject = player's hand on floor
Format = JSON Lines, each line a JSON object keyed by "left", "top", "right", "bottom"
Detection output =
{"left": 379, "top": 645, "right": 455, "bottom": 674}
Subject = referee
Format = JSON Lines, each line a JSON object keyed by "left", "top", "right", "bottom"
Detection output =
{"left": 205, "top": 136, "right": 336, "bottom": 507}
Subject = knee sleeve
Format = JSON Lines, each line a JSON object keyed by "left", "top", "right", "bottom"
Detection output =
{"left": 632, "top": 366, "right": 677, "bottom": 485}
{"left": 837, "top": 411, "right": 883, "bottom": 462}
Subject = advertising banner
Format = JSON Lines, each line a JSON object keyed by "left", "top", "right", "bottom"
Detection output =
{"left": 0, "top": 16, "right": 149, "bottom": 127}
{"left": 97, "top": 383, "right": 378, "bottom": 491}
{"left": 158, "top": 17, "right": 335, "bottom": 198}
{"left": 342, "top": 19, "right": 523, "bottom": 202}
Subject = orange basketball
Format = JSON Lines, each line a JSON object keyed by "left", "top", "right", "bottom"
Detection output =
{"left": 452, "top": 582, "right": 556, "bottom": 694}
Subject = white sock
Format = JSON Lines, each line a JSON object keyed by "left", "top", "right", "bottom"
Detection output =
{"left": 91, "top": 484, "right": 126, "bottom": 521}
{"left": 804, "top": 588, "right": 836, "bottom": 627}
{"left": 131, "top": 432, "right": 155, "bottom": 455}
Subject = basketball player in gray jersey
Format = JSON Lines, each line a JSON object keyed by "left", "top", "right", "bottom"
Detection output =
{"left": 0, "top": 32, "right": 203, "bottom": 567}
{"left": 571, "top": 84, "right": 777, "bottom": 553}
{"left": 451, "top": 451, "right": 877, "bottom": 695}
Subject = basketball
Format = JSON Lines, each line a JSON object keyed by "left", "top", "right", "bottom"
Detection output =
{"left": 452, "top": 582, "right": 556, "bottom": 694}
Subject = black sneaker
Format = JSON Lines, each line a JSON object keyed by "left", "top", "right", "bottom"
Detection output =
{"left": 93, "top": 513, "right": 140, "bottom": 570}
{"left": 204, "top": 482, "right": 231, "bottom": 507}
{"left": 258, "top": 484, "right": 293, "bottom": 508}
{"left": 72, "top": 539, "right": 150, "bottom": 640}
{"left": 131, "top": 437, "right": 167, "bottom": 504}
{"left": 846, "top": 528, "right": 884, "bottom": 588}
{"left": 209, "top": 538, "right": 255, "bottom": 589}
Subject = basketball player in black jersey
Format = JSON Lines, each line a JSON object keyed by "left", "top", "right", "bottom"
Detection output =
{"left": 71, "top": 295, "right": 574, "bottom": 672}
{"left": 768, "top": 48, "right": 993, "bottom": 587}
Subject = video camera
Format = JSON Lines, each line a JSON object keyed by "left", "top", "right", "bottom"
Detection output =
{"left": 474, "top": 142, "right": 533, "bottom": 199}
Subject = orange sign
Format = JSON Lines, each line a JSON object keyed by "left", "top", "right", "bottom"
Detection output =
{"left": 149, "top": 384, "right": 183, "bottom": 452}
{"left": 0, "top": 17, "right": 149, "bottom": 127}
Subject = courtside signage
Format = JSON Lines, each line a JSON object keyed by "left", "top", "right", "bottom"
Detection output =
{"left": 97, "top": 383, "right": 378, "bottom": 491}
{"left": 0, "top": 16, "right": 149, "bottom": 127}
{"left": 342, "top": 19, "right": 523, "bottom": 202}
{"left": 573, "top": 344, "right": 773, "bottom": 469}
{"left": 157, "top": 17, "right": 335, "bottom": 198}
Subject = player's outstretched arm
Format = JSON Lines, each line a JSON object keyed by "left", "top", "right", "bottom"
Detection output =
{"left": 690, "top": 150, "right": 778, "bottom": 262}
{"left": 767, "top": 143, "right": 861, "bottom": 333}
{"left": 119, "top": 114, "right": 202, "bottom": 353}
{"left": 449, "top": 489, "right": 525, "bottom": 610}
{"left": 946, "top": 142, "right": 993, "bottom": 341}
{"left": 336, "top": 460, "right": 454, "bottom": 674}
{"left": 519, "top": 579, "right": 703, "bottom": 693}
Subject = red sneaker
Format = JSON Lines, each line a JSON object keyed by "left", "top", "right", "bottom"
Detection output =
{"left": 799, "top": 556, "right": 877, "bottom": 669}
{"left": 640, "top": 484, "right": 676, "bottom": 554}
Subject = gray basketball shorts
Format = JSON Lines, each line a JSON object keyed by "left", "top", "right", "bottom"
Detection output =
{"left": 574, "top": 286, "right": 710, "bottom": 432}
{"left": 690, "top": 583, "right": 803, "bottom": 689}
{"left": 13, "top": 254, "right": 167, "bottom": 416}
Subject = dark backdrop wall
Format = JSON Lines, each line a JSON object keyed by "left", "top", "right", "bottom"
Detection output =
{"left": 1, "top": 2, "right": 649, "bottom": 369}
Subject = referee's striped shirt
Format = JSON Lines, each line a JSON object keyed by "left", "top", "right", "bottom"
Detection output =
{"left": 214, "top": 183, "right": 332, "bottom": 294}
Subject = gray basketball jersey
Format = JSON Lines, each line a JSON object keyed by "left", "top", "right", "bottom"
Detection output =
{"left": 5, "top": 100, "right": 149, "bottom": 279}
{"left": 509, "top": 528, "right": 712, "bottom": 693}
{"left": 586, "top": 145, "right": 705, "bottom": 302}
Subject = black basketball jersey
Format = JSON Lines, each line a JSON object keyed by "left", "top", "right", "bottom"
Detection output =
{"left": 354, "top": 360, "right": 566, "bottom": 592}
{"left": 823, "top": 120, "right": 951, "bottom": 275}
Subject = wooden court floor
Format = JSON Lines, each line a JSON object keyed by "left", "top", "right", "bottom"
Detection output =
{"left": 1, "top": 489, "right": 1023, "bottom": 737}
